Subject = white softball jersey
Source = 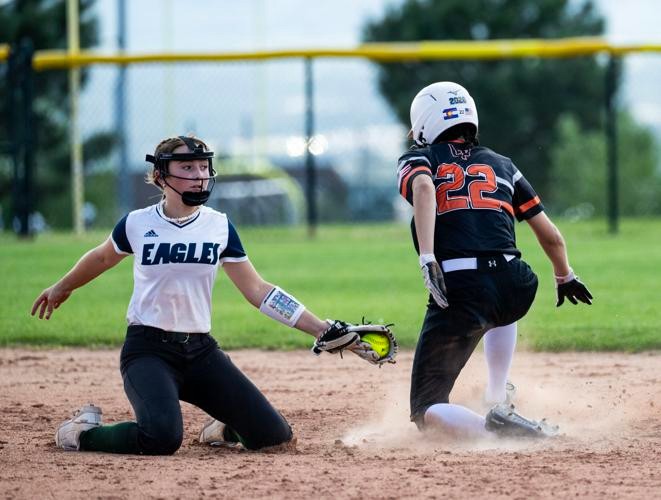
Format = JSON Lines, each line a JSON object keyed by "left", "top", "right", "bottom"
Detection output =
{"left": 110, "top": 203, "right": 248, "bottom": 333}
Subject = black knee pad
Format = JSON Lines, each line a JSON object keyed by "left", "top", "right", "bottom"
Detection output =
{"left": 138, "top": 416, "right": 184, "bottom": 455}
{"left": 245, "top": 419, "right": 293, "bottom": 450}
{"left": 139, "top": 432, "right": 183, "bottom": 455}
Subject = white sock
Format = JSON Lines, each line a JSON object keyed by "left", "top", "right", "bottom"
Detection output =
{"left": 483, "top": 323, "right": 517, "bottom": 404}
{"left": 424, "top": 403, "right": 490, "bottom": 439}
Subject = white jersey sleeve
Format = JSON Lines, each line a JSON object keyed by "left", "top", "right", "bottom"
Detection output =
{"left": 110, "top": 214, "right": 133, "bottom": 255}
{"left": 218, "top": 221, "right": 248, "bottom": 264}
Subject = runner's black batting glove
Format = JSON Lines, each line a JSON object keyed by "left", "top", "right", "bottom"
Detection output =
{"left": 420, "top": 253, "right": 448, "bottom": 309}
{"left": 555, "top": 268, "right": 593, "bottom": 307}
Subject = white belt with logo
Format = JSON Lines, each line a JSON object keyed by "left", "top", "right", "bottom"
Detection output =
{"left": 441, "top": 254, "right": 516, "bottom": 273}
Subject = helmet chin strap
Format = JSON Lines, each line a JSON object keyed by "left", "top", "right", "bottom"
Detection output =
{"left": 162, "top": 175, "right": 216, "bottom": 206}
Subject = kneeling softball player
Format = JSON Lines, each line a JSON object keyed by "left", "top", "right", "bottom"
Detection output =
{"left": 31, "top": 135, "right": 393, "bottom": 454}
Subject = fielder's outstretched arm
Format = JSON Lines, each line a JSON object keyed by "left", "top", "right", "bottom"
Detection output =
{"left": 223, "top": 259, "right": 395, "bottom": 364}
{"left": 31, "top": 238, "right": 127, "bottom": 320}
{"left": 222, "top": 260, "right": 327, "bottom": 338}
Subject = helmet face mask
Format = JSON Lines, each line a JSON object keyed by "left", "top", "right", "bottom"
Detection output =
{"left": 146, "top": 136, "right": 217, "bottom": 206}
{"left": 409, "top": 82, "right": 479, "bottom": 146}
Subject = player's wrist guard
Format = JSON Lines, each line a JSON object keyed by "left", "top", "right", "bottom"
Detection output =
{"left": 419, "top": 253, "right": 437, "bottom": 267}
{"left": 554, "top": 268, "right": 575, "bottom": 285}
{"left": 259, "top": 286, "right": 306, "bottom": 327}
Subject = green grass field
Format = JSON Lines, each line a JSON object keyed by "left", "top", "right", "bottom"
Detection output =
{"left": 1, "top": 219, "right": 659, "bottom": 351}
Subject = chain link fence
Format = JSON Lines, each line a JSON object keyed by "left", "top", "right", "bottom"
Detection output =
{"left": 3, "top": 41, "right": 661, "bottom": 232}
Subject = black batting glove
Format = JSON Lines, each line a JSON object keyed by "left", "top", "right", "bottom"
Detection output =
{"left": 555, "top": 269, "right": 593, "bottom": 307}
{"left": 420, "top": 254, "right": 448, "bottom": 309}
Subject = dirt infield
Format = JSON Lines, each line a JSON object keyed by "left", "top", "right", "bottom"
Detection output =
{"left": 1, "top": 347, "right": 659, "bottom": 499}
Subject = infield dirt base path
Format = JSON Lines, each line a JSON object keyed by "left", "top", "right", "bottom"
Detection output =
{"left": 1, "top": 348, "right": 660, "bottom": 499}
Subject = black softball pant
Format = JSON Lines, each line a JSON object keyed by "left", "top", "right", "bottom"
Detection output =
{"left": 410, "top": 257, "right": 538, "bottom": 427}
{"left": 80, "top": 325, "right": 292, "bottom": 455}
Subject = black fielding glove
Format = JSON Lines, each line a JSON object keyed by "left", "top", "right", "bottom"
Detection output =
{"left": 312, "top": 320, "right": 398, "bottom": 365}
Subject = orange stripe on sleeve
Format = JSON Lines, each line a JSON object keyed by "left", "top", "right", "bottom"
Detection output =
{"left": 518, "top": 196, "right": 540, "bottom": 214}
{"left": 400, "top": 166, "right": 432, "bottom": 200}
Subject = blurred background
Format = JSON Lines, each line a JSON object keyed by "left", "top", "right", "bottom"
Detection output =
{"left": 1, "top": 0, "right": 661, "bottom": 232}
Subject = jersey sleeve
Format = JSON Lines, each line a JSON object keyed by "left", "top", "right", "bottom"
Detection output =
{"left": 219, "top": 219, "right": 248, "bottom": 264}
{"left": 396, "top": 151, "right": 433, "bottom": 205}
{"left": 512, "top": 167, "right": 544, "bottom": 221}
{"left": 110, "top": 214, "right": 133, "bottom": 254}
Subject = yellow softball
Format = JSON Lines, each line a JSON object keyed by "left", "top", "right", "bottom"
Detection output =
{"left": 361, "top": 333, "right": 389, "bottom": 358}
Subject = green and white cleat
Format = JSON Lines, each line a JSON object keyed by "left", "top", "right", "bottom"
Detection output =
{"left": 199, "top": 418, "right": 242, "bottom": 448}
{"left": 55, "top": 404, "right": 103, "bottom": 451}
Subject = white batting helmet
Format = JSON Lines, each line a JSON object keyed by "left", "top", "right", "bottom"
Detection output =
{"left": 409, "top": 81, "right": 479, "bottom": 146}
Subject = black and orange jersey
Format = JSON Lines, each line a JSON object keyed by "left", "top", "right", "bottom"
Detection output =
{"left": 397, "top": 142, "right": 543, "bottom": 260}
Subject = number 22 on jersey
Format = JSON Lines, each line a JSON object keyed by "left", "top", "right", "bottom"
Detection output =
{"left": 435, "top": 163, "right": 510, "bottom": 215}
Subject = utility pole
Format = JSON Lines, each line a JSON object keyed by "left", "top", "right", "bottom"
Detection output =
{"left": 304, "top": 58, "right": 317, "bottom": 238}
{"left": 7, "top": 40, "right": 35, "bottom": 238}
{"left": 115, "top": 0, "right": 131, "bottom": 214}
{"left": 67, "top": 0, "right": 85, "bottom": 234}
{"left": 605, "top": 55, "right": 620, "bottom": 235}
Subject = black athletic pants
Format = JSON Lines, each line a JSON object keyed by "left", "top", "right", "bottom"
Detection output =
{"left": 409, "top": 256, "right": 539, "bottom": 427}
{"left": 81, "top": 325, "right": 292, "bottom": 454}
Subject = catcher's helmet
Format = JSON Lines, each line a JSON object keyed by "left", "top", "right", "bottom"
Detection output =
{"left": 145, "top": 136, "right": 216, "bottom": 206}
{"left": 409, "top": 81, "right": 478, "bottom": 146}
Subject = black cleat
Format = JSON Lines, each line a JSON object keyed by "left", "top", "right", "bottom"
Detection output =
{"left": 485, "top": 404, "right": 559, "bottom": 438}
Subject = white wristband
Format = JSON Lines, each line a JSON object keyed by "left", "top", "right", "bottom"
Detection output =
{"left": 259, "top": 286, "right": 306, "bottom": 327}
{"left": 419, "top": 253, "right": 437, "bottom": 267}
{"left": 555, "top": 268, "right": 575, "bottom": 285}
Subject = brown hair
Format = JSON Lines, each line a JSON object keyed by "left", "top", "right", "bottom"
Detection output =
{"left": 145, "top": 135, "right": 210, "bottom": 189}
